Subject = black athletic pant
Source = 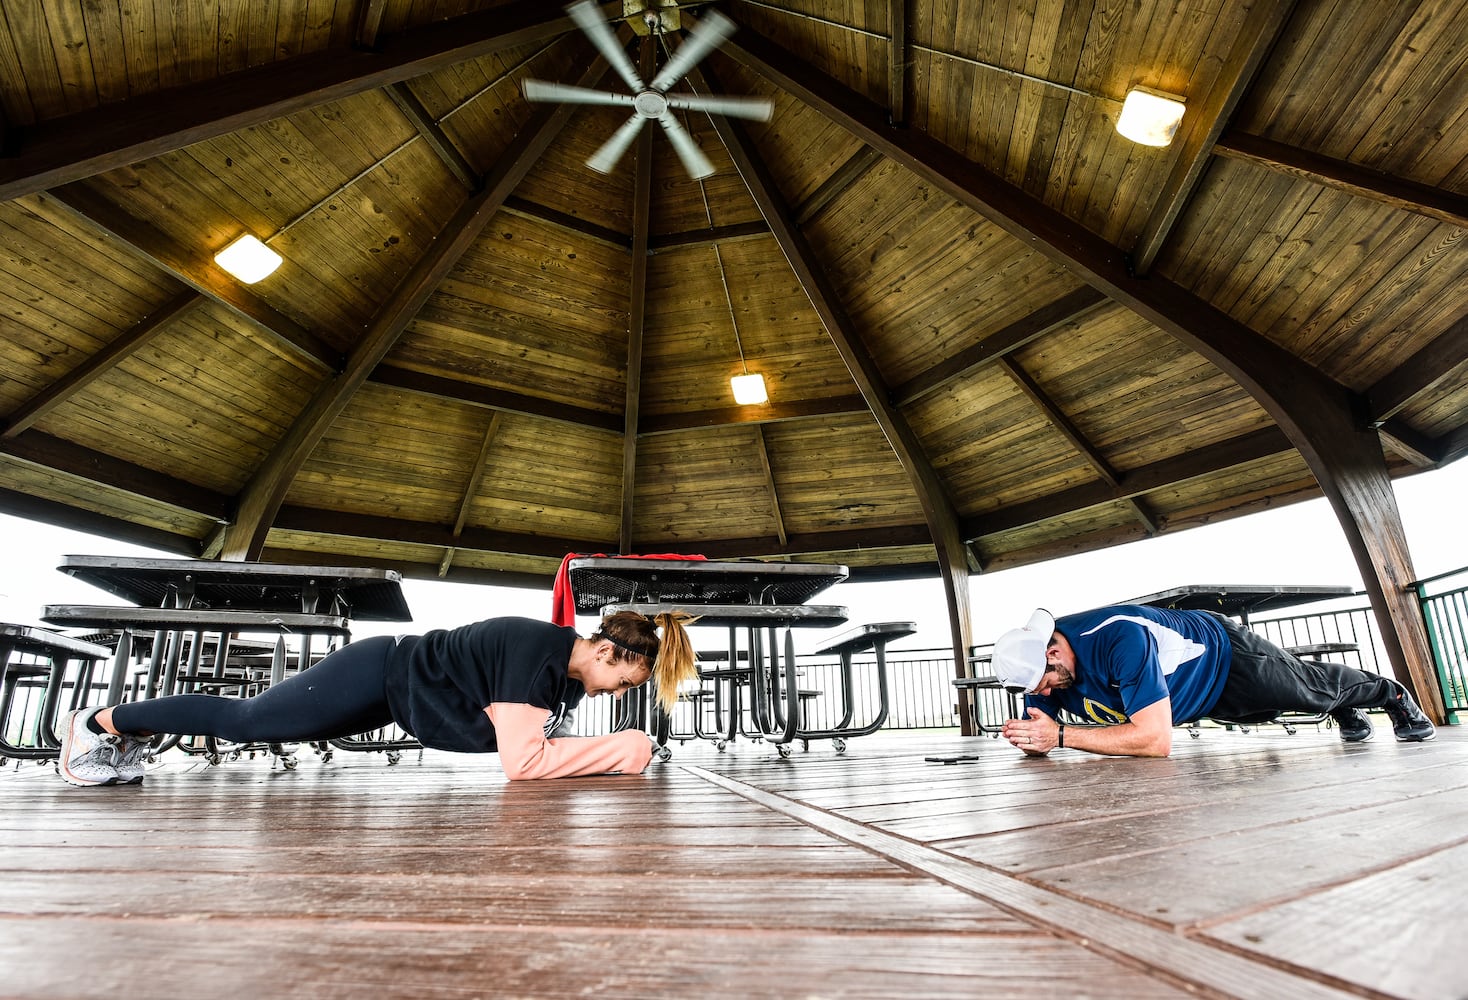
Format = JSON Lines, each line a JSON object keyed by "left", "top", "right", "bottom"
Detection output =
{"left": 109, "top": 635, "right": 399, "bottom": 743}
{"left": 1206, "top": 614, "right": 1402, "bottom": 724}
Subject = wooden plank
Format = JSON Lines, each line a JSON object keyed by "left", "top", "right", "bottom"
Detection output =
{"left": 1205, "top": 839, "right": 1468, "bottom": 1000}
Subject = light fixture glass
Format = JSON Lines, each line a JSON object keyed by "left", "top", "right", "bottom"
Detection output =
{"left": 1115, "top": 87, "right": 1185, "bottom": 147}
{"left": 730, "top": 372, "right": 768, "bottom": 406}
{"left": 214, "top": 234, "right": 283, "bottom": 283}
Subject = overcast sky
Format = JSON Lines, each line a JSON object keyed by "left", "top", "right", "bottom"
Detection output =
{"left": 3, "top": 458, "right": 1464, "bottom": 652}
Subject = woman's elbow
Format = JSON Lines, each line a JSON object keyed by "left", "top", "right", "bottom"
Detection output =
{"left": 498, "top": 749, "right": 548, "bottom": 780}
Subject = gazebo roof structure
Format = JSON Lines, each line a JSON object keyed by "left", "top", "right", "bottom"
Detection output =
{"left": 0, "top": 1, "right": 1463, "bottom": 698}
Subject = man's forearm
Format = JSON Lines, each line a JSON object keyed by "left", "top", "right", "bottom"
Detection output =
{"left": 1063, "top": 720, "right": 1172, "bottom": 758}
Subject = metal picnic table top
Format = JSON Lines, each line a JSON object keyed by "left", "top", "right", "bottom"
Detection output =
{"left": 58, "top": 554, "right": 412, "bottom": 622}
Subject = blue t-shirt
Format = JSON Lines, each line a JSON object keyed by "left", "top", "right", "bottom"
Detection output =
{"left": 1026, "top": 605, "right": 1232, "bottom": 726}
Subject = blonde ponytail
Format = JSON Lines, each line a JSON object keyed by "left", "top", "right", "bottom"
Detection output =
{"left": 650, "top": 611, "right": 700, "bottom": 713}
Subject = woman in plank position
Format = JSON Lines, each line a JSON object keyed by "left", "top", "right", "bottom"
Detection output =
{"left": 55, "top": 611, "right": 697, "bottom": 786}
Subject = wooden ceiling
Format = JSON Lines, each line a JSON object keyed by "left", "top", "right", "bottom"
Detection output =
{"left": 0, "top": 0, "right": 1464, "bottom": 593}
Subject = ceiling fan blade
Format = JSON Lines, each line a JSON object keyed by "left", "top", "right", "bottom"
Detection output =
{"left": 648, "top": 9, "right": 736, "bottom": 93}
{"left": 587, "top": 114, "right": 648, "bottom": 174}
{"left": 665, "top": 93, "right": 773, "bottom": 122}
{"left": 657, "top": 112, "right": 715, "bottom": 179}
{"left": 565, "top": 0, "right": 646, "bottom": 95}
{"left": 522, "top": 79, "right": 635, "bottom": 108}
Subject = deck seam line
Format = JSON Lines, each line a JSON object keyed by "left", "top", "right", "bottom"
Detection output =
{"left": 682, "top": 763, "right": 1359, "bottom": 1000}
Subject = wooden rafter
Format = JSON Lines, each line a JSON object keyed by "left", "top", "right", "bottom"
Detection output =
{"left": 963, "top": 427, "right": 1293, "bottom": 539}
{"left": 371, "top": 365, "right": 621, "bottom": 431}
{"left": 753, "top": 426, "right": 788, "bottom": 548}
{"left": 639, "top": 394, "right": 869, "bottom": 434}
{"left": 0, "top": 430, "right": 231, "bottom": 519}
{"left": 1366, "top": 311, "right": 1468, "bottom": 426}
{"left": 998, "top": 357, "right": 1156, "bottom": 535}
{"left": 891, "top": 287, "right": 1108, "bottom": 406}
{"left": 1, "top": 420, "right": 1321, "bottom": 579}
{"left": 0, "top": 0, "right": 575, "bottom": 202}
{"left": 648, "top": 220, "right": 769, "bottom": 253}
{"left": 692, "top": 60, "right": 974, "bottom": 683}
{"left": 1213, "top": 131, "right": 1468, "bottom": 229}
{"left": 620, "top": 37, "right": 656, "bottom": 555}
{"left": 43, "top": 186, "right": 340, "bottom": 371}
{"left": 438, "top": 412, "right": 502, "bottom": 577}
{"left": 385, "top": 82, "right": 478, "bottom": 191}
{"left": 1129, "top": 0, "right": 1298, "bottom": 274}
{"left": 220, "top": 59, "right": 611, "bottom": 560}
{"left": 1, "top": 291, "right": 203, "bottom": 438}
{"left": 888, "top": 0, "right": 908, "bottom": 127}
{"left": 794, "top": 146, "right": 883, "bottom": 224}
{"left": 718, "top": 21, "right": 1443, "bottom": 717}
{"left": 501, "top": 196, "right": 633, "bottom": 250}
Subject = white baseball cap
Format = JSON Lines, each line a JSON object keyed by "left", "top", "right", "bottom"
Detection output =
{"left": 992, "top": 608, "right": 1056, "bottom": 694}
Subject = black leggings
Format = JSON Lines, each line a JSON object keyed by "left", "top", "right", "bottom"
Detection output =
{"left": 1207, "top": 615, "right": 1402, "bottom": 723}
{"left": 110, "top": 635, "right": 399, "bottom": 743}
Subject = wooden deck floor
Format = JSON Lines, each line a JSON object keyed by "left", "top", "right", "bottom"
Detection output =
{"left": 3, "top": 726, "right": 1464, "bottom": 999}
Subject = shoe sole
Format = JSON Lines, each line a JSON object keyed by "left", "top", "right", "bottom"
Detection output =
{"left": 56, "top": 711, "right": 121, "bottom": 787}
{"left": 1394, "top": 731, "right": 1436, "bottom": 742}
{"left": 1339, "top": 732, "right": 1374, "bottom": 743}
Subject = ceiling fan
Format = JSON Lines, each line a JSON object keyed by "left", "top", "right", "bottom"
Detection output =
{"left": 521, "top": 1, "right": 773, "bottom": 179}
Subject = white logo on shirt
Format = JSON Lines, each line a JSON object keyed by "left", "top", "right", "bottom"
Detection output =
{"left": 1079, "top": 615, "right": 1207, "bottom": 675}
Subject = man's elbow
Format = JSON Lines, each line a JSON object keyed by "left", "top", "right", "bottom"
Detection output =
{"left": 1141, "top": 731, "right": 1173, "bottom": 757}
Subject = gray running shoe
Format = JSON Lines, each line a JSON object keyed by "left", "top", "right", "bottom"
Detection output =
{"left": 1330, "top": 707, "right": 1373, "bottom": 743}
{"left": 115, "top": 734, "right": 154, "bottom": 784}
{"left": 1382, "top": 685, "right": 1435, "bottom": 742}
{"left": 56, "top": 707, "right": 121, "bottom": 786}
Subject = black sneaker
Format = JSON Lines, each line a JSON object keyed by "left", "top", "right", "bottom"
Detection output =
{"left": 1330, "top": 707, "right": 1373, "bottom": 743}
{"left": 1382, "top": 686, "right": 1435, "bottom": 742}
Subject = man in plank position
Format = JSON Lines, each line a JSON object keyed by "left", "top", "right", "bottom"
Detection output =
{"left": 994, "top": 606, "right": 1435, "bottom": 758}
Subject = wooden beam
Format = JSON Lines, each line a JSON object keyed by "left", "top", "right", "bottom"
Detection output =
{"left": 794, "top": 146, "right": 882, "bottom": 224}
{"left": 999, "top": 357, "right": 1119, "bottom": 488}
{"left": 694, "top": 58, "right": 973, "bottom": 690}
{"left": 1377, "top": 420, "right": 1441, "bottom": 469}
{"left": 0, "top": 0, "right": 576, "bottom": 202}
{"left": 2, "top": 291, "right": 203, "bottom": 438}
{"left": 438, "top": 412, "right": 502, "bottom": 577}
{"left": 385, "top": 82, "right": 477, "bottom": 191}
{"left": 998, "top": 355, "right": 1157, "bottom": 534}
{"left": 719, "top": 23, "right": 1443, "bottom": 720}
{"left": 354, "top": 0, "right": 391, "bottom": 50}
{"left": 647, "top": 220, "right": 770, "bottom": 253}
{"left": 638, "top": 394, "right": 869, "bottom": 434}
{"left": 220, "top": 60, "right": 608, "bottom": 561}
{"left": 370, "top": 364, "right": 621, "bottom": 431}
{"left": 1366, "top": 311, "right": 1468, "bottom": 425}
{"left": 0, "top": 488, "right": 202, "bottom": 556}
{"left": 964, "top": 426, "right": 1294, "bottom": 539}
{"left": 42, "top": 186, "right": 341, "bottom": 372}
{"left": 0, "top": 430, "right": 231, "bottom": 519}
{"left": 891, "top": 287, "right": 1107, "bottom": 406}
{"left": 752, "top": 425, "right": 788, "bottom": 548}
{"left": 501, "top": 196, "right": 632, "bottom": 250}
{"left": 888, "top": 0, "right": 908, "bottom": 127}
{"left": 1130, "top": 0, "right": 1299, "bottom": 274}
{"left": 273, "top": 504, "right": 606, "bottom": 559}
{"left": 1213, "top": 131, "right": 1468, "bottom": 229}
{"left": 620, "top": 37, "right": 655, "bottom": 555}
